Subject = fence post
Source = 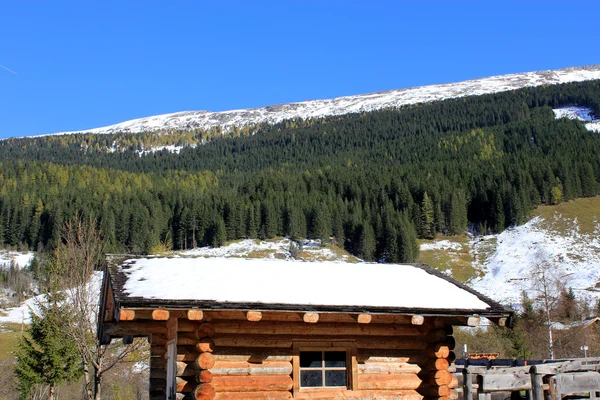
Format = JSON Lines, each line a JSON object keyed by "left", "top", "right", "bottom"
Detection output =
{"left": 530, "top": 366, "right": 544, "bottom": 400}
{"left": 464, "top": 367, "right": 473, "bottom": 400}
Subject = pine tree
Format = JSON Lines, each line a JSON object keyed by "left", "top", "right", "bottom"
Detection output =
{"left": 14, "top": 291, "right": 82, "bottom": 400}
{"left": 449, "top": 189, "right": 468, "bottom": 235}
{"left": 357, "top": 222, "right": 375, "bottom": 261}
{"left": 420, "top": 192, "right": 435, "bottom": 239}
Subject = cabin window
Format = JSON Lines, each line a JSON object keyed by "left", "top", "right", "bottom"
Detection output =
{"left": 299, "top": 351, "right": 347, "bottom": 388}
{"left": 293, "top": 342, "right": 357, "bottom": 397}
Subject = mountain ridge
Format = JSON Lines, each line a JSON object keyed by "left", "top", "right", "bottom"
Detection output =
{"left": 45, "top": 64, "right": 600, "bottom": 137}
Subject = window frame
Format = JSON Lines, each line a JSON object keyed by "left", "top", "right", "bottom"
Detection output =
{"left": 292, "top": 341, "right": 358, "bottom": 398}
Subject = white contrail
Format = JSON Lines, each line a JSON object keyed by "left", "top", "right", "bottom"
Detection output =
{"left": 0, "top": 64, "right": 17, "bottom": 74}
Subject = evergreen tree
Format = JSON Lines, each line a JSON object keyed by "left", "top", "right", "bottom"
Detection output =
{"left": 14, "top": 291, "right": 82, "bottom": 400}
{"left": 420, "top": 193, "right": 435, "bottom": 239}
{"left": 357, "top": 222, "right": 376, "bottom": 261}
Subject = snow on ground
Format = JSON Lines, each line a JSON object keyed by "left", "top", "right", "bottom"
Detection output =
{"left": 470, "top": 216, "right": 600, "bottom": 309}
{"left": 177, "top": 238, "right": 357, "bottom": 262}
{"left": 0, "top": 250, "right": 34, "bottom": 270}
{"left": 586, "top": 122, "right": 600, "bottom": 132}
{"left": 119, "top": 257, "right": 492, "bottom": 310}
{"left": 41, "top": 65, "right": 600, "bottom": 137}
{"left": 420, "top": 240, "right": 463, "bottom": 252}
{"left": 553, "top": 106, "right": 595, "bottom": 122}
{"left": 553, "top": 106, "right": 599, "bottom": 132}
{"left": 0, "top": 272, "right": 103, "bottom": 325}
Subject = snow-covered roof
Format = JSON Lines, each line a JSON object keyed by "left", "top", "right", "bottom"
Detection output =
{"left": 107, "top": 257, "right": 508, "bottom": 316}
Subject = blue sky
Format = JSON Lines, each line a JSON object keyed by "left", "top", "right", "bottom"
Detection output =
{"left": 1, "top": 1, "right": 598, "bottom": 138}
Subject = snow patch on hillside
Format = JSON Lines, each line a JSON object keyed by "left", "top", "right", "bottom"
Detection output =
{"left": 470, "top": 216, "right": 600, "bottom": 308}
{"left": 420, "top": 240, "right": 463, "bottom": 252}
{"left": 0, "top": 250, "right": 34, "bottom": 270}
{"left": 44, "top": 65, "right": 600, "bottom": 136}
{"left": 0, "top": 272, "right": 103, "bottom": 325}
{"left": 176, "top": 238, "right": 358, "bottom": 262}
{"left": 553, "top": 106, "right": 595, "bottom": 122}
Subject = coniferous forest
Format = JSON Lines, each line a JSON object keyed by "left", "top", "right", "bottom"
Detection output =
{"left": 0, "top": 80, "right": 599, "bottom": 261}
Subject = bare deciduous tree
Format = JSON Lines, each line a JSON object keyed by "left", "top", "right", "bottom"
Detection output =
{"left": 530, "top": 250, "right": 569, "bottom": 360}
{"left": 50, "top": 218, "right": 146, "bottom": 400}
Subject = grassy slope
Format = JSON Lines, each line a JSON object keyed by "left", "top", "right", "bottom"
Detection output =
{"left": 419, "top": 196, "right": 600, "bottom": 282}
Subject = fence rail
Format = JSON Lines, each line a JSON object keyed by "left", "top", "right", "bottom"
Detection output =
{"left": 462, "top": 358, "right": 600, "bottom": 400}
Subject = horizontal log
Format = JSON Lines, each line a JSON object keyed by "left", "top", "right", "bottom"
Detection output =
{"left": 337, "top": 390, "right": 423, "bottom": 400}
{"left": 195, "top": 353, "right": 216, "bottom": 370}
{"left": 213, "top": 334, "right": 430, "bottom": 350}
{"left": 179, "top": 320, "right": 200, "bottom": 332}
{"left": 177, "top": 376, "right": 195, "bottom": 393}
{"left": 151, "top": 333, "right": 167, "bottom": 345}
{"left": 478, "top": 372, "right": 531, "bottom": 392}
{"left": 104, "top": 321, "right": 166, "bottom": 336}
{"left": 179, "top": 332, "right": 201, "bottom": 346}
{"left": 422, "top": 385, "right": 451, "bottom": 397}
{"left": 214, "top": 392, "right": 291, "bottom": 400}
{"left": 196, "top": 337, "right": 216, "bottom": 353}
{"left": 211, "top": 361, "right": 292, "bottom": 376}
{"left": 176, "top": 361, "right": 200, "bottom": 376}
{"left": 119, "top": 309, "right": 135, "bottom": 321}
{"left": 152, "top": 309, "right": 170, "bottom": 321}
{"left": 212, "top": 375, "right": 293, "bottom": 392}
{"left": 426, "top": 358, "right": 450, "bottom": 371}
{"left": 411, "top": 315, "right": 425, "bottom": 325}
{"left": 150, "top": 368, "right": 167, "bottom": 379}
{"left": 188, "top": 309, "right": 204, "bottom": 321}
{"left": 194, "top": 383, "right": 216, "bottom": 400}
{"left": 150, "top": 357, "right": 167, "bottom": 369}
{"left": 211, "top": 321, "right": 425, "bottom": 337}
{"left": 432, "top": 370, "right": 453, "bottom": 386}
{"left": 212, "top": 349, "right": 292, "bottom": 363}
{"left": 358, "top": 362, "right": 421, "bottom": 374}
{"left": 357, "top": 313, "right": 372, "bottom": 324}
{"left": 205, "top": 311, "right": 421, "bottom": 325}
{"left": 199, "top": 323, "right": 216, "bottom": 338}
{"left": 246, "top": 311, "right": 263, "bottom": 322}
{"left": 358, "top": 373, "right": 422, "bottom": 390}
{"left": 196, "top": 370, "right": 213, "bottom": 384}
{"left": 303, "top": 313, "right": 319, "bottom": 323}
{"left": 151, "top": 345, "right": 166, "bottom": 357}
{"left": 177, "top": 346, "right": 200, "bottom": 362}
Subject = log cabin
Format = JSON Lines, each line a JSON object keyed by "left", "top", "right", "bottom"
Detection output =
{"left": 97, "top": 256, "right": 511, "bottom": 400}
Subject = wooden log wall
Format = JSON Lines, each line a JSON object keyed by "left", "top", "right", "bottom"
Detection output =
{"left": 119, "top": 310, "right": 458, "bottom": 400}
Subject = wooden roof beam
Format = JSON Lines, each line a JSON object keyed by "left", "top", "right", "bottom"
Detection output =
{"left": 303, "top": 312, "right": 319, "bottom": 323}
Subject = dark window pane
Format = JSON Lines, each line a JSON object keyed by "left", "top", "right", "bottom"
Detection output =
{"left": 325, "top": 370, "right": 347, "bottom": 387}
{"left": 324, "top": 351, "right": 346, "bottom": 368}
{"left": 300, "top": 351, "right": 322, "bottom": 368}
{"left": 301, "top": 370, "right": 323, "bottom": 387}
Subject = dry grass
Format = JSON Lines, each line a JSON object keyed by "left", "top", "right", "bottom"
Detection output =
{"left": 534, "top": 196, "right": 600, "bottom": 235}
{"left": 418, "top": 234, "right": 476, "bottom": 282}
{"left": 0, "top": 323, "right": 24, "bottom": 363}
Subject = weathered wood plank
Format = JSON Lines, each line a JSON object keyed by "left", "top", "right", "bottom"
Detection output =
{"left": 554, "top": 372, "right": 600, "bottom": 395}
{"left": 478, "top": 372, "right": 531, "bottom": 392}
{"left": 104, "top": 321, "right": 166, "bottom": 335}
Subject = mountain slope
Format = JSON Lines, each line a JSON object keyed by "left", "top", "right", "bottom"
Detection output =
{"left": 47, "top": 65, "right": 600, "bottom": 136}
{"left": 419, "top": 197, "right": 600, "bottom": 308}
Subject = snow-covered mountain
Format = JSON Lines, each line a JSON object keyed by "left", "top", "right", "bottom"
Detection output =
{"left": 48, "top": 65, "right": 600, "bottom": 136}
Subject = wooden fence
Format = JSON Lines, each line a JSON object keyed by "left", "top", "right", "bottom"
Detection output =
{"left": 462, "top": 358, "right": 600, "bottom": 400}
